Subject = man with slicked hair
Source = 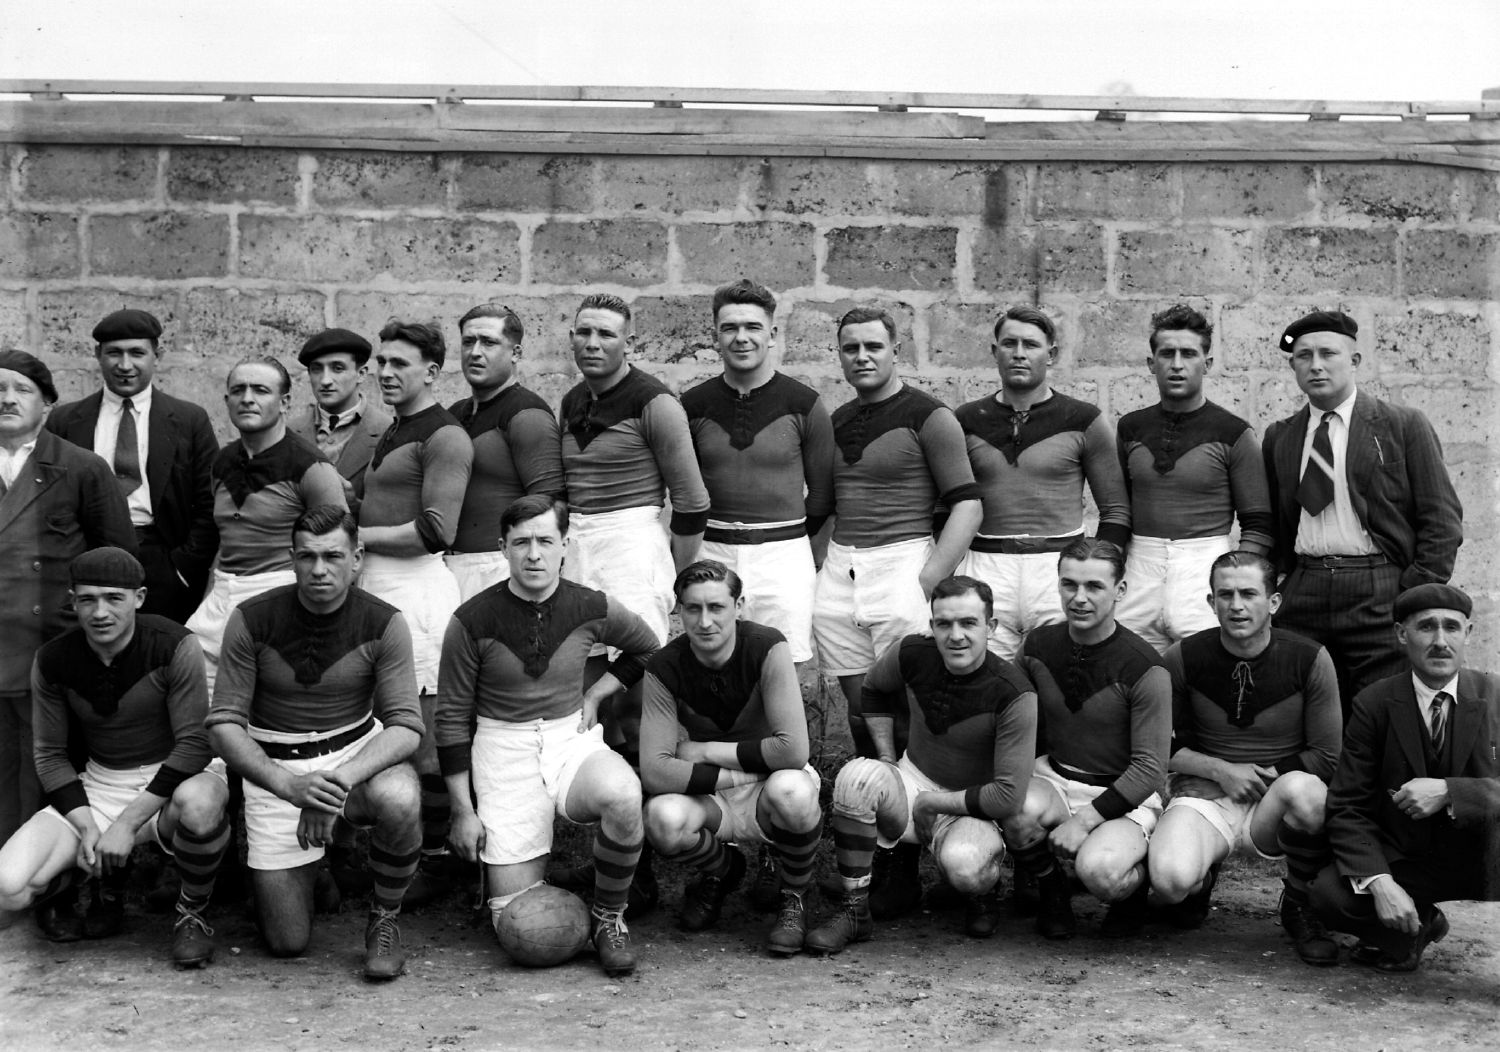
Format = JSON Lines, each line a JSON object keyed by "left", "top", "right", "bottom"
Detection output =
{"left": 289, "top": 328, "right": 392, "bottom": 496}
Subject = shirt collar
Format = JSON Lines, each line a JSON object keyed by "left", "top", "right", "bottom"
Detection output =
{"left": 0, "top": 437, "right": 37, "bottom": 460}
{"left": 103, "top": 385, "right": 153, "bottom": 413}
{"left": 1411, "top": 671, "right": 1460, "bottom": 717}
{"left": 316, "top": 394, "right": 365, "bottom": 429}
{"left": 1311, "top": 387, "right": 1357, "bottom": 428}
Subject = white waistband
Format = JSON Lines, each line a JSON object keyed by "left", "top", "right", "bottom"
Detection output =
{"left": 570, "top": 506, "right": 664, "bottom": 529}
{"left": 250, "top": 713, "right": 375, "bottom": 744}
{"left": 707, "top": 516, "right": 806, "bottom": 531}
{"left": 476, "top": 711, "right": 582, "bottom": 734}
{"left": 360, "top": 551, "right": 447, "bottom": 576}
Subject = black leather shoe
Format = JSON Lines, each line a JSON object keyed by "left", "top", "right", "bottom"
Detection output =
{"left": 679, "top": 850, "right": 746, "bottom": 932}
{"left": 1349, "top": 942, "right": 1385, "bottom": 967}
{"left": 1100, "top": 884, "right": 1150, "bottom": 939}
{"left": 34, "top": 873, "right": 84, "bottom": 943}
{"left": 83, "top": 878, "right": 126, "bottom": 940}
{"left": 868, "top": 843, "right": 922, "bottom": 920}
{"left": 1280, "top": 889, "right": 1338, "bottom": 967}
{"left": 1035, "top": 869, "right": 1076, "bottom": 940}
{"left": 963, "top": 889, "right": 1001, "bottom": 938}
{"left": 1374, "top": 909, "right": 1449, "bottom": 974}
{"left": 747, "top": 846, "right": 782, "bottom": 913}
{"left": 1166, "top": 862, "right": 1220, "bottom": 930}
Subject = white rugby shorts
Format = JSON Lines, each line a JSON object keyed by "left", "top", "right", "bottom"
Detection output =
{"left": 1032, "top": 755, "right": 1163, "bottom": 835}
{"left": 563, "top": 506, "right": 673, "bottom": 654}
{"left": 959, "top": 547, "right": 1067, "bottom": 660}
{"left": 1115, "top": 535, "right": 1232, "bottom": 653}
{"left": 813, "top": 537, "right": 932, "bottom": 677}
{"left": 41, "top": 758, "right": 228, "bottom": 851}
{"left": 358, "top": 552, "right": 461, "bottom": 694}
{"left": 187, "top": 567, "right": 296, "bottom": 692}
{"left": 700, "top": 533, "right": 815, "bottom": 663}
{"left": 444, "top": 550, "right": 510, "bottom": 604}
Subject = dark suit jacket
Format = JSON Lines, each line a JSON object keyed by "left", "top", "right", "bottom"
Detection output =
{"left": 0, "top": 429, "right": 137, "bottom": 690}
{"left": 287, "top": 400, "right": 392, "bottom": 490}
{"left": 1326, "top": 669, "right": 1500, "bottom": 898}
{"left": 46, "top": 389, "right": 219, "bottom": 600}
{"left": 1263, "top": 391, "right": 1462, "bottom": 589}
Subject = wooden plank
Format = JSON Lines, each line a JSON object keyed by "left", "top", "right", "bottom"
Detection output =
{"left": 436, "top": 104, "right": 983, "bottom": 138}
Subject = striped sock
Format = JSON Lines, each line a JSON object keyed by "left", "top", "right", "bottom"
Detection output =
{"left": 1009, "top": 836, "right": 1057, "bottom": 878}
{"left": 767, "top": 820, "right": 822, "bottom": 893}
{"left": 419, "top": 774, "right": 450, "bottom": 855}
{"left": 664, "top": 829, "right": 730, "bottom": 876}
{"left": 592, "top": 828, "right": 643, "bottom": 914}
{"left": 172, "top": 814, "right": 231, "bottom": 905}
{"left": 369, "top": 834, "right": 422, "bottom": 912}
{"left": 1277, "top": 824, "right": 1330, "bottom": 896}
{"left": 831, "top": 812, "right": 878, "bottom": 891}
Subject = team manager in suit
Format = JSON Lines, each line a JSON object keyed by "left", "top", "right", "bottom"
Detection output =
{"left": 46, "top": 309, "right": 218, "bottom": 625}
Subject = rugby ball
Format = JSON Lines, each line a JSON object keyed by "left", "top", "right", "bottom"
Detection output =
{"left": 496, "top": 885, "right": 591, "bottom": 967}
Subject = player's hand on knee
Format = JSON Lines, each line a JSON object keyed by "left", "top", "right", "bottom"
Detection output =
{"left": 96, "top": 822, "right": 137, "bottom": 873}
{"left": 448, "top": 811, "right": 485, "bottom": 862}
{"left": 75, "top": 824, "right": 103, "bottom": 877}
{"left": 1369, "top": 875, "right": 1420, "bottom": 936}
{"left": 578, "top": 698, "right": 601, "bottom": 733}
{"left": 286, "top": 770, "right": 349, "bottom": 813}
{"left": 1216, "top": 762, "right": 1270, "bottom": 804}
{"left": 911, "top": 792, "right": 939, "bottom": 842}
{"left": 297, "top": 809, "right": 338, "bottom": 851}
{"left": 1048, "top": 816, "right": 1090, "bottom": 860}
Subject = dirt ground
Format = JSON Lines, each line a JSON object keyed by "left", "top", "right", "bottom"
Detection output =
{"left": 1, "top": 850, "right": 1496, "bottom": 1052}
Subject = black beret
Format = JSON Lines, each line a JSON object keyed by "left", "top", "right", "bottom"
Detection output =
{"left": 92, "top": 308, "right": 163, "bottom": 344}
{"left": 298, "top": 328, "right": 373, "bottom": 367}
{"left": 1394, "top": 583, "right": 1472, "bottom": 622}
{"left": 1280, "top": 310, "right": 1358, "bottom": 352}
{"left": 70, "top": 547, "right": 145, "bottom": 589}
{"left": 0, "top": 348, "right": 59, "bottom": 403}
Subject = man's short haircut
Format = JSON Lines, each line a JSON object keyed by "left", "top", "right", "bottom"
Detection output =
{"left": 378, "top": 318, "right": 447, "bottom": 368}
{"left": 575, "top": 293, "right": 632, "bottom": 325}
{"left": 1148, "top": 304, "right": 1214, "bottom": 355}
{"left": 672, "top": 559, "right": 743, "bottom": 603}
{"left": 993, "top": 305, "right": 1057, "bottom": 344}
{"left": 1058, "top": 537, "right": 1127, "bottom": 583}
{"left": 458, "top": 303, "right": 524, "bottom": 344}
{"left": 931, "top": 574, "right": 994, "bottom": 621}
{"left": 500, "top": 495, "right": 569, "bottom": 541}
{"left": 292, "top": 505, "right": 359, "bottom": 547}
{"left": 228, "top": 354, "right": 292, "bottom": 396}
{"left": 1208, "top": 550, "right": 1277, "bottom": 596}
{"left": 836, "top": 306, "right": 897, "bottom": 344}
{"left": 712, "top": 279, "right": 777, "bottom": 322}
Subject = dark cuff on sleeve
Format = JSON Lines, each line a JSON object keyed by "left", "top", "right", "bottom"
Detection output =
{"left": 48, "top": 780, "right": 90, "bottom": 817}
{"left": 804, "top": 513, "right": 829, "bottom": 538}
{"left": 940, "top": 483, "right": 982, "bottom": 507}
{"left": 1272, "top": 752, "right": 1307, "bottom": 776}
{"left": 145, "top": 765, "right": 193, "bottom": 799}
{"left": 415, "top": 513, "right": 449, "bottom": 554}
{"left": 1092, "top": 787, "right": 1129, "bottom": 822}
{"left": 686, "top": 764, "right": 719, "bottom": 797}
{"left": 607, "top": 653, "right": 649, "bottom": 689}
{"left": 437, "top": 743, "right": 472, "bottom": 778}
{"left": 1097, "top": 523, "right": 1131, "bottom": 550}
{"left": 669, "top": 508, "right": 710, "bottom": 537}
{"left": 736, "top": 740, "right": 771, "bottom": 775}
{"left": 859, "top": 688, "right": 901, "bottom": 720}
{"left": 963, "top": 786, "right": 990, "bottom": 819}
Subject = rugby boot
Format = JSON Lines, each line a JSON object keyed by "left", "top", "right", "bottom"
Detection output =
{"left": 1279, "top": 885, "right": 1338, "bottom": 966}
{"left": 1099, "top": 883, "right": 1150, "bottom": 939}
{"left": 591, "top": 905, "right": 637, "bottom": 977}
{"left": 84, "top": 871, "right": 128, "bottom": 939}
{"left": 765, "top": 889, "right": 808, "bottom": 956}
{"left": 747, "top": 845, "right": 782, "bottom": 913}
{"left": 33, "top": 871, "right": 84, "bottom": 942}
{"left": 1009, "top": 864, "right": 1040, "bottom": 917}
{"left": 867, "top": 842, "right": 922, "bottom": 920}
{"left": 1034, "top": 868, "right": 1076, "bottom": 940}
{"left": 1374, "top": 908, "right": 1449, "bottom": 974}
{"left": 679, "top": 848, "right": 746, "bottom": 932}
{"left": 1166, "top": 862, "right": 1220, "bottom": 930}
{"left": 170, "top": 899, "right": 216, "bottom": 968}
{"left": 363, "top": 906, "right": 407, "bottom": 981}
{"left": 963, "top": 888, "right": 1002, "bottom": 938}
{"left": 804, "top": 893, "right": 874, "bottom": 956}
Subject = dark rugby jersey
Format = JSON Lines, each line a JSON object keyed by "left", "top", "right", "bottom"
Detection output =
{"left": 211, "top": 432, "right": 346, "bottom": 575}
{"left": 447, "top": 384, "right": 565, "bottom": 554}
{"left": 357, "top": 403, "right": 473, "bottom": 553}
{"left": 560, "top": 367, "right": 710, "bottom": 535}
{"left": 207, "top": 584, "right": 423, "bottom": 737}
{"left": 32, "top": 615, "right": 211, "bottom": 815}
{"left": 1164, "top": 627, "right": 1341, "bottom": 785}
{"left": 1022, "top": 622, "right": 1169, "bottom": 819}
{"left": 862, "top": 635, "right": 1037, "bottom": 821}
{"left": 958, "top": 391, "right": 1130, "bottom": 547}
{"left": 831, "top": 385, "right": 979, "bottom": 548}
{"left": 640, "top": 621, "right": 807, "bottom": 796}
{"left": 1117, "top": 401, "right": 1273, "bottom": 549}
{"left": 682, "top": 373, "right": 835, "bottom": 532}
{"left": 434, "top": 579, "right": 660, "bottom": 774}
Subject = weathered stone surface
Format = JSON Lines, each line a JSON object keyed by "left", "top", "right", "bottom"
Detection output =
{"left": 1075, "top": 297, "right": 1215, "bottom": 368}
{"left": 1033, "top": 163, "right": 1175, "bottom": 221}
{"left": 1372, "top": 308, "right": 1491, "bottom": 378}
{"left": 0, "top": 289, "right": 27, "bottom": 348}
{"left": 0, "top": 212, "right": 79, "bottom": 278}
{"left": 1397, "top": 382, "right": 1498, "bottom": 449}
{"left": 972, "top": 224, "right": 1106, "bottom": 294}
{"left": 626, "top": 295, "right": 718, "bottom": 365}
{"left": 36, "top": 289, "right": 180, "bottom": 359}
{"left": 1263, "top": 227, "right": 1398, "bottom": 296}
{"left": 370, "top": 219, "right": 521, "bottom": 284}
{"left": 179, "top": 288, "right": 327, "bottom": 362}
{"left": 749, "top": 158, "right": 882, "bottom": 216}
{"left": 1180, "top": 164, "right": 1316, "bottom": 222}
{"left": 90, "top": 213, "right": 228, "bottom": 278}
{"left": 166, "top": 147, "right": 300, "bottom": 205}
{"left": 886, "top": 161, "right": 994, "bottom": 218}
{"left": 781, "top": 298, "right": 916, "bottom": 365}
{"left": 312, "top": 151, "right": 449, "bottom": 209}
{"left": 333, "top": 291, "right": 580, "bottom": 359}
{"left": 594, "top": 157, "right": 744, "bottom": 214}
{"left": 239, "top": 215, "right": 376, "bottom": 282}
{"left": 825, "top": 225, "right": 956, "bottom": 292}
{"left": 926, "top": 301, "right": 1000, "bottom": 369}
{"left": 676, "top": 222, "right": 816, "bottom": 289}
{"left": 1218, "top": 300, "right": 1329, "bottom": 374}
{"left": 19, "top": 146, "right": 158, "bottom": 203}
{"left": 1115, "top": 229, "right": 1255, "bottom": 296}
{"left": 1320, "top": 164, "right": 1468, "bottom": 223}
{"left": 1402, "top": 231, "right": 1499, "bottom": 300}
{"left": 455, "top": 155, "right": 592, "bottom": 214}
{"left": 532, "top": 219, "right": 668, "bottom": 286}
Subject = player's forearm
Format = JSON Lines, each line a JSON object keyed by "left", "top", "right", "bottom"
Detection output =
{"left": 918, "top": 788, "right": 974, "bottom": 818}
{"left": 112, "top": 791, "right": 169, "bottom": 835}
{"left": 1167, "top": 747, "right": 1228, "bottom": 780}
{"left": 209, "top": 724, "right": 298, "bottom": 801}
{"left": 444, "top": 772, "right": 477, "bottom": 818}
{"left": 333, "top": 727, "right": 420, "bottom": 788}
{"left": 926, "top": 500, "right": 982, "bottom": 579}
{"left": 867, "top": 717, "right": 898, "bottom": 764}
{"left": 358, "top": 522, "right": 429, "bottom": 557}
{"left": 669, "top": 531, "right": 704, "bottom": 574}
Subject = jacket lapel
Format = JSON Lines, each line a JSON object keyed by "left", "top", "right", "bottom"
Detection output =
{"left": 1449, "top": 670, "right": 1485, "bottom": 775}
{"left": 145, "top": 391, "right": 173, "bottom": 502}
{"left": 1389, "top": 676, "right": 1429, "bottom": 776}
{"left": 1278, "top": 406, "right": 1310, "bottom": 521}
{"left": 0, "top": 434, "right": 64, "bottom": 532}
{"left": 1344, "top": 392, "right": 1381, "bottom": 521}
{"left": 70, "top": 391, "right": 105, "bottom": 447}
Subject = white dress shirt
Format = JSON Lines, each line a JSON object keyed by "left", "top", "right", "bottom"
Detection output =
{"left": 93, "top": 386, "right": 154, "bottom": 527}
{"left": 1293, "top": 388, "right": 1378, "bottom": 557}
{"left": 0, "top": 437, "right": 37, "bottom": 490}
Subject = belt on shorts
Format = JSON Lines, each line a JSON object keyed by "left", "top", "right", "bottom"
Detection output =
{"left": 1296, "top": 553, "right": 1389, "bottom": 571}
{"left": 970, "top": 534, "right": 1075, "bottom": 555}
{"left": 1050, "top": 758, "right": 1115, "bottom": 789}
{"left": 703, "top": 522, "right": 806, "bottom": 545}
{"left": 257, "top": 716, "right": 375, "bottom": 760}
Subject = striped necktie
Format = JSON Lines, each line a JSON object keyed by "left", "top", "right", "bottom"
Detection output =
{"left": 1296, "top": 411, "right": 1336, "bottom": 516}
{"left": 1429, "top": 691, "right": 1450, "bottom": 757}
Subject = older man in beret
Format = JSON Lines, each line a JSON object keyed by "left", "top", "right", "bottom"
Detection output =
{"left": 1262, "top": 310, "right": 1462, "bottom": 717}
{"left": 0, "top": 350, "right": 136, "bottom": 849}
{"left": 288, "top": 328, "right": 393, "bottom": 496}
{"left": 47, "top": 308, "right": 219, "bottom": 625}
{"left": 1310, "top": 583, "right": 1500, "bottom": 972}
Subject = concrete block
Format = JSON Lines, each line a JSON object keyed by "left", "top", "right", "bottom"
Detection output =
{"left": 455, "top": 155, "right": 593, "bottom": 214}
{"left": 749, "top": 158, "right": 880, "bottom": 216}
{"left": 179, "top": 288, "right": 328, "bottom": 362}
{"left": 781, "top": 298, "right": 916, "bottom": 365}
{"left": 1218, "top": 300, "right": 1328, "bottom": 374}
{"left": 593, "top": 157, "right": 744, "bottom": 214}
{"left": 972, "top": 224, "right": 1106, "bottom": 294}
{"left": 238, "top": 215, "right": 375, "bottom": 282}
{"left": 166, "top": 147, "right": 299, "bottom": 205}
{"left": 1395, "top": 382, "right": 1498, "bottom": 450}
{"left": 903, "top": 372, "right": 966, "bottom": 410}
{"left": 1263, "top": 227, "right": 1397, "bottom": 296}
{"left": 0, "top": 289, "right": 27, "bottom": 349}
{"left": 371, "top": 218, "right": 521, "bottom": 284}
{"left": 676, "top": 222, "right": 816, "bottom": 289}
{"left": 1033, "top": 163, "right": 1175, "bottom": 221}
{"left": 89, "top": 213, "right": 228, "bottom": 279}
{"left": 887, "top": 161, "right": 995, "bottom": 218}
{"left": 1181, "top": 164, "right": 1316, "bottom": 222}
{"left": 532, "top": 219, "right": 668, "bottom": 286}
{"left": 19, "top": 145, "right": 158, "bottom": 203}
{"left": 824, "top": 225, "right": 956, "bottom": 292}
{"left": 312, "top": 151, "right": 449, "bottom": 209}
{"left": 333, "top": 291, "right": 580, "bottom": 358}
{"left": 1402, "top": 230, "right": 1499, "bottom": 299}
{"left": 1320, "top": 164, "right": 1467, "bottom": 223}
{"left": 1076, "top": 298, "right": 1198, "bottom": 368}
{"left": 1255, "top": 376, "right": 1311, "bottom": 425}
{"left": 926, "top": 301, "right": 1000, "bottom": 369}
{"left": 1372, "top": 308, "right": 1490, "bottom": 378}
{"left": 1115, "top": 228, "right": 1256, "bottom": 297}
{"left": 0, "top": 212, "right": 79, "bottom": 278}
{"left": 628, "top": 295, "right": 718, "bottom": 364}
{"left": 1445, "top": 455, "right": 1498, "bottom": 543}
{"left": 36, "top": 288, "right": 180, "bottom": 360}
{"left": 1472, "top": 172, "right": 1500, "bottom": 223}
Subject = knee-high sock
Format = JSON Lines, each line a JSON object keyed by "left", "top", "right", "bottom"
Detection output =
{"left": 767, "top": 820, "right": 821, "bottom": 893}
{"left": 592, "top": 828, "right": 643, "bottom": 914}
{"left": 1277, "top": 824, "right": 1330, "bottom": 897}
{"left": 419, "top": 773, "right": 450, "bottom": 855}
{"left": 831, "top": 812, "right": 878, "bottom": 891}
{"left": 172, "top": 814, "right": 231, "bottom": 906}
{"left": 1009, "top": 835, "right": 1057, "bottom": 878}
{"left": 663, "top": 828, "right": 730, "bottom": 876}
{"left": 368, "top": 833, "right": 422, "bottom": 912}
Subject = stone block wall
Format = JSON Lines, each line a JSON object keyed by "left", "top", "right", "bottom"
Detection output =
{"left": 2, "top": 142, "right": 1496, "bottom": 659}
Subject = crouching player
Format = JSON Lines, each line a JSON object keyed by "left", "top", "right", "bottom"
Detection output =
{"left": 1149, "top": 552, "right": 1342, "bottom": 962}
{"left": 640, "top": 560, "right": 822, "bottom": 954}
{"left": 436, "top": 495, "right": 660, "bottom": 977}
{"left": 207, "top": 506, "right": 425, "bottom": 981}
{"left": 0, "top": 548, "right": 229, "bottom": 965}
{"left": 806, "top": 576, "right": 1037, "bottom": 954}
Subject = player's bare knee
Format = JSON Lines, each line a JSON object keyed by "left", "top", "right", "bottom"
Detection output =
{"left": 366, "top": 765, "right": 422, "bottom": 826}
{"left": 1147, "top": 850, "right": 1202, "bottom": 904}
{"left": 0, "top": 871, "right": 32, "bottom": 907}
{"left": 172, "top": 777, "right": 229, "bottom": 831}
{"left": 762, "top": 770, "right": 820, "bottom": 828}
{"left": 642, "top": 796, "right": 696, "bottom": 851}
{"left": 1076, "top": 853, "right": 1137, "bottom": 901}
{"left": 1277, "top": 773, "right": 1328, "bottom": 832}
{"left": 938, "top": 838, "right": 1001, "bottom": 895}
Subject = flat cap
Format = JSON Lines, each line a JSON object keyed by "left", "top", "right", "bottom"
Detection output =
{"left": 298, "top": 328, "right": 372, "bottom": 367}
{"left": 0, "top": 348, "right": 59, "bottom": 403}
{"left": 92, "top": 309, "right": 163, "bottom": 344}
{"left": 70, "top": 547, "right": 145, "bottom": 589}
{"left": 1280, "top": 310, "right": 1358, "bottom": 352}
{"left": 1394, "top": 583, "right": 1472, "bottom": 622}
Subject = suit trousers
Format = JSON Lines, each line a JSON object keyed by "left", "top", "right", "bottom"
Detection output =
{"left": 1310, "top": 856, "right": 1488, "bottom": 955}
{"left": 1275, "top": 560, "right": 1405, "bottom": 719}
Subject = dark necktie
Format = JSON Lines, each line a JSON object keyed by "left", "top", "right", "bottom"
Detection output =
{"left": 1296, "top": 411, "right": 1336, "bottom": 516}
{"left": 114, "top": 397, "right": 142, "bottom": 496}
{"left": 1430, "top": 691, "right": 1450, "bottom": 757}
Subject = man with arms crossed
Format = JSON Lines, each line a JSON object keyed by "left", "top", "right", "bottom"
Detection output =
{"left": 289, "top": 328, "right": 392, "bottom": 496}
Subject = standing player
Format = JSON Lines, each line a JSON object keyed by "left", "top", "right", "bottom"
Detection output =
{"left": 0, "top": 548, "right": 228, "bottom": 965}
{"left": 1001, "top": 538, "right": 1170, "bottom": 940}
{"left": 805, "top": 576, "right": 1037, "bottom": 954}
{"left": 1148, "top": 552, "right": 1341, "bottom": 964}
{"left": 289, "top": 328, "right": 393, "bottom": 496}
{"left": 356, "top": 320, "right": 473, "bottom": 903}
{"left": 436, "top": 496, "right": 660, "bottom": 977}
{"left": 639, "top": 560, "right": 823, "bottom": 955}
{"left": 208, "top": 506, "right": 424, "bottom": 980}
{"left": 957, "top": 306, "right": 1130, "bottom": 659}
{"left": 445, "top": 303, "right": 565, "bottom": 601}
{"left": 1115, "top": 305, "right": 1273, "bottom": 650}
